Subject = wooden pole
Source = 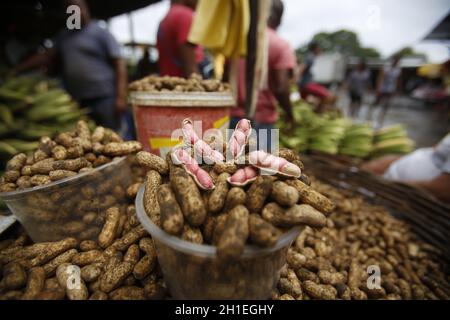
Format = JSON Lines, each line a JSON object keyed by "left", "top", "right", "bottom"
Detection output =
{"left": 245, "top": 0, "right": 259, "bottom": 119}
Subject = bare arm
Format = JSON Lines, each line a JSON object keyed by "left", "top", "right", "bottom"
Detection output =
{"left": 14, "top": 48, "right": 57, "bottom": 74}
{"left": 273, "top": 69, "right": 294, "bottom": 124}
{"left": 408, "top": 173, "right": 450, "bottom": 203}
{"left": 179, "top": 43, "right": 199, "bottom": 78}
{"left": 360, "top": 155, "right": 402, "bottom": 175}
{"left": 112, "top": 58, "right": 128, "bottom": 113}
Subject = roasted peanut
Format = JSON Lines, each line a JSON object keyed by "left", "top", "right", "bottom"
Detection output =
{"left": 248, "top": 213, "right": 282, "bottom": 247}
{"left": 6, "top": 153, "right": 27, "bottom": 171}
{"left": 103, "top": 141, "right": 142, "bottom": 157}
{"left": 207, "top": 172, "right": 230, "bottom": 214}
{"left": 217, "top": 205, "right": 249, "bottom": 261}
{"left": 170, "top": 166, "right": 206, "bottom": 227}
{"left": 21, "top": 267, "right": 45, "bottom": 300}
{"left": 143, "top": 171, "right": 162, "bottom": 225}
{"left": 246, "top": 176, "right": 273, "bottom": 213}
{"left": 271, "top": 181, "right": 299, "bottom": 207}
{"left": 262, "top": 203, "right": 327, "bottom": 228}
{"left": 136, "top": 151, "right": 169, "bottom": 175}
{"left": 285, "top": 179, "right": 335, "bottom": 214}
{"left": 157, "top": 184, "right": 184, "bottom": 235}
{"left": 98, "top": 207, "right": 121, "bottom": 248}
{"left": 56, "top": 263, "right": 88, "bottom": 300}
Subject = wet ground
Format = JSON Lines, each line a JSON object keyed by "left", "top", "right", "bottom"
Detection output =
{"left": 337, "top": 92, "right": 449, "bottom": 148}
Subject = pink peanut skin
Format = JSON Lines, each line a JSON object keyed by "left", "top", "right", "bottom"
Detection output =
{"left": 181, "top": 119, "right": 199, "bottom": 145}
{"left": 249, "top": 150, "right": 301, "bottom": 178}
{"left": 227, "top": 166, "right": 258, "bottom": 187}
{"left": 228, "top": 119, "right": 252, "bottom": 159}
{"left": 172, "top": 148, "right": 215, "bottom": 190}
{"left": 181, "top": 119, "right": 224, "bottom": 164}
{"left": 194, "top": 140, "right": 224, "bottom": 163}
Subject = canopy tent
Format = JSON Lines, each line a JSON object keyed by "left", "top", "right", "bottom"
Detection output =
{"left": 0, "top": 0, "right": 161, "bottom": 41}
{"left": 423, "top": 11, "right": 450, "bottom": 42}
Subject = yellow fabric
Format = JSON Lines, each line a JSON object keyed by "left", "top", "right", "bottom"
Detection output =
{"left": 417, "top": 64, "right": 442, "bottom": 79}
{"left": 188, "top": 0, "right": 249, "bottom": 58}
{"left": 213, "top": 54, "right": 225, "bottom": 79}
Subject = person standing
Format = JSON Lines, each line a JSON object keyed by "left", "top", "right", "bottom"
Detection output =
{"left": 370, "top": 56, "right": 402, "bottom": 126}
{"left": 156, "top": 0, "right": 203, "bottom": 77}
{"left": 229, "top": 0, "right": 296, "bottom": 152}
{"left": 298, "top": 42, "right": 320, "bottom": 93}
{"left": 14, "top": 0, "right": 127, "bottom": 131}
{"left": 297, "top": 42, "right": 335, "bottom": 113}
{"left": 347, "top": 60, "right": 371, "bottom": 119}
{"left": 135, "top": 47, "right": 159, "bottom": 80}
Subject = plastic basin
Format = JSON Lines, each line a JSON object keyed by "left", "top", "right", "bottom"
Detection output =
{"left": 0, "top": 157, "right": 132, "bottom": 242}
{"left": 135, "top": 185, "right": 302, "bottom": 299}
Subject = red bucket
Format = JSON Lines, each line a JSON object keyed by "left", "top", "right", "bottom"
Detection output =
{"left": 130, "top": 91, "right": 235, "bottom": 158}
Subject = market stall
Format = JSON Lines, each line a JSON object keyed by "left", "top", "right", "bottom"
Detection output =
{"left": 0, "top": 75, "right": 449, "bottom": 300}
{"left": 0, "top": 0, "right": 449, "bottom": 304}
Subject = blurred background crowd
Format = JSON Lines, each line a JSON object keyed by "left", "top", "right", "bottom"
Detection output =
{"left": 1, "top": 0, "right": 449, "bottom": 202}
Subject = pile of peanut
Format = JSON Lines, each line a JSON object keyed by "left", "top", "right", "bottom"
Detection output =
{"left": 0, "top": 121, "right": 143, "bottom": 242}
{"left": 0, "top": 165, "right": 167, "bottom": 300}
{"left": 137, "top": 149, "right": 334, "bottom": 262}
{"left": 128, "top": 74, "right": 230, "bottom": 93}
{"left": 275, "top": 178, "right": 450, "bottom": 300}
{"left": 0, "top": 172, "right": 448, "bottom": 300}
{"left": 0, "top": 120, "right": 142, "bottom": 192}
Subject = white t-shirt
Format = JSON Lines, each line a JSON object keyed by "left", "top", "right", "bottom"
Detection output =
{"left": 384, "top": 134, "right": 450, "bottom": 181}
{"left": 432, "top": 133, "right": 450, "bottom": 173}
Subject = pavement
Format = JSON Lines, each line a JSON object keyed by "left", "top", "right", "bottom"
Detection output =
{"left": 336, "top": 91, "right": 449, "bottom": 148}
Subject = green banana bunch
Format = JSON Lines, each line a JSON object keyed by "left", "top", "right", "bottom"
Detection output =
{"left": 309, "top": 117, "right": 349, "bottom": 155}
{"left": 343, "top": 123, "right": 374, "bottom": 138}
{"left": 25, "top": 103, "right": 77, "bottom": 122}
{"left": 371, "top": 137, "right": 414, "bottom": 158}
{"left": 339, "top": 123, "right": 374, "bottom": 158}
{"left": 374, "top": 124, "right": 408, "bottom": 142}
{"left": 2, "top": 139, "right": 39, "bottom": 153}
{"left": 0, "top": 104, "right": 14, "bottom": 125}
{"left": 0, "top": 141, "right": 19, "bottom": 156}
{"left": 371, "top": 125, "right": 414, "bottom": 158}
{"left": 55, "top": 110, "right": 88, "bottom": 124}
{"left": 0, "top": 74, "right": 90, "bottom": 168}
{"left": 31, "top": 88, "right": 72, "bottom": 106}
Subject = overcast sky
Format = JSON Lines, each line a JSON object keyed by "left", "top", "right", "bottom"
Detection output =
{"left": 109, "top": 0, "right": 450, "bottom": 62}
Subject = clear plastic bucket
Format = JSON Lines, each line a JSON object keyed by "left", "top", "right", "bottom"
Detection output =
{"left": 0, "top": 157, "right": 132, "bottom": 242}
{"left": 135, "top": 186, "right": 302, "bottom": 299}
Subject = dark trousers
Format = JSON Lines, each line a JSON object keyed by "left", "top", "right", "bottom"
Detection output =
{"left": 229, "top": 117, "right": 277, "bottom": 152}
{"left": 80, "top": 96, "right": 119, "bottom": 131}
